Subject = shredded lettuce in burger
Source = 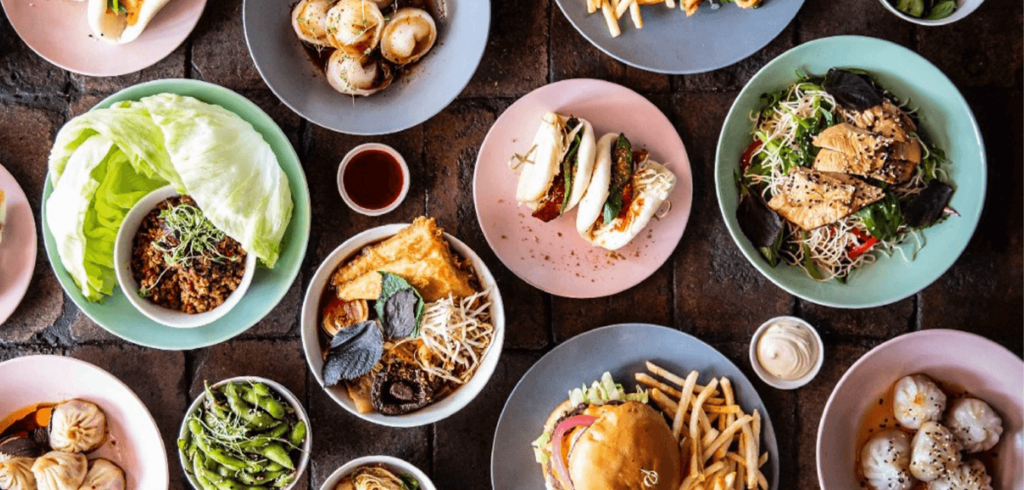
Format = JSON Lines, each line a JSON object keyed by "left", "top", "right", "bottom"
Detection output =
{"left": 531, "top": 372, "right": 648, "bottom": 463}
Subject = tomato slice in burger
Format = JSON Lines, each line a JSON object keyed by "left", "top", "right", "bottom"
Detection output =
{"left": 551, "top": 415, "right": 597, "bottom": 490}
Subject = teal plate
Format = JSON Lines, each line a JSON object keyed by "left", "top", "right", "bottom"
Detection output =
{"left": 715, "top": 36, "right": 986, "bottom": 309}
{"left": 42, "top": 79, "right": 311, "bottom": 349}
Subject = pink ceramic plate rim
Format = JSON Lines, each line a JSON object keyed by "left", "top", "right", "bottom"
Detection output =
{"left": 0, "top": 355, "right": 170, "bottom": 489}
{"left": 473, "top": 79, "right": 693, "bottom": 298}
{"left": 0, "top": 163, "right": 36, "bottom": 325}
{"left": 816, "top": 329, "right": 1024, "bottom": 490}
{"left": 1, "top": 0, "right": 206, "bottom": 77}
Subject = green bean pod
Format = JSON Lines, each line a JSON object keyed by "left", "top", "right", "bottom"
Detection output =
{"left": 288, "top": 421, "right": 306, "bottom": 448}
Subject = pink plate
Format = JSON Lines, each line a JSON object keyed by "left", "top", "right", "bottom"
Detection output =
{"left": 0, "top": 355, "right": 170, "bottom": 488}
{"left": 473, "top": 79, "right": 693, "bottom": 298}
{"left": 1, "top": 0, "right": 205, "bottom": 77}
{"left": 0, "top": 163, "right": 36, "bottom": 325}
{"left": 817, "top": 330, "right": 1023, "bottom": 490}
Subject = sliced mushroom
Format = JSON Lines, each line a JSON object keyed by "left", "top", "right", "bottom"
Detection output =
{"left": 322, "top": 297, "right": 370, "bottom": 337}
{"left": 380, "top": 8, "right": 437, "bottom": 65}
{"left": 325, "top": 51, "right": 394, "bottom": 96}
{"left": 325, "top": 0, "right": 385, "bottom": 56}
{"left": 291, "top": 0, "right": 334, "bottom": 47}
{"left": 370, "top": 362, "right": 436, "bottom": 415}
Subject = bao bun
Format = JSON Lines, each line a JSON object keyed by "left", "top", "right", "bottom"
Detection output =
{"left": 540, "top": 401, "right": 681, "bottom": 490}
{"left": 88, "top": 0, "right": 171, "bottom": 44}
{"left": 514, "top": 112, "right": 597, "bottom": 214}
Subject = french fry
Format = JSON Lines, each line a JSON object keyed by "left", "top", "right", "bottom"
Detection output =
{"left": 629, "top": 1, "right": 642, "bottom": 28}
{"left": 756, "top": 472, "right": 768, "bottom": 490}
{"left": 586, "top": 0, "right": 597, "bottom": 14}
{"left": 614, "top": 0, "right": 633, "bottom": 19}
{"left": 735, "top": 460, "right": 746, "bottom": 490}
{"left": 636, "top": 372, "right": 682, "bottom": 398}
{"left": 724, "top": 471, "right": 737, "bottom": 489}
{"left": 740, "top": 425, "right": 757, "bottom": 489}
{"left": 647, "top": 362, "right": 718, "bottom": 393}
{"left": 702, "top": 428, "right": 719, "bottom": 450}
{"left": 672, "top": 370, "right": 699, "bottom": 437}
{"left": 703, "top": 415, "right": 752, "bottom": 464}
{"left": 707, "top": 404, "right": 742, "bottom": 415}
{"left": 690, "top": 378, "right": 719, "bottom": 480}
{"left": 665, "top": 0, "right": 676, "bottom": 7}
{"left": 752, "top": 410, "right": 761, "bottom": 460}
{"left": 600, "top": 0, "right": 621, "bottom": 36}
{"left": 759, "top": 452, "right": 768, "bottom": 467}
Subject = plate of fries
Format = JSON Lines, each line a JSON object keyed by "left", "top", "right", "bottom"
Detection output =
{"left": 491, "top": 323, "right": 778, "bottom": 490}
{"left": 554, "top": 0, "right": 804, "bottom": 74}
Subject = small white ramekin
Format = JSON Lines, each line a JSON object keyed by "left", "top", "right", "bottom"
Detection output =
{"left": 114, "top": 185, "right": 257, "bottom": 329}
{"left": 749, "top": 316, "right": 824, "bottom": 390}
{"left": 336, "top": 143, "right": 410, "bottom": 216}
{"left": 318, "top": 456, "right": 436, "bottom": 490}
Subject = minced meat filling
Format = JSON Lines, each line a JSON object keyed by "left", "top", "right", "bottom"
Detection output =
{"left": 130, "top": 195, "right": 246, "bottom": 314}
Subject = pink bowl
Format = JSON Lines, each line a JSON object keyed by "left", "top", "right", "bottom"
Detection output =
{"left": 817, "top": 330, "right": 1023, "bottom": 490}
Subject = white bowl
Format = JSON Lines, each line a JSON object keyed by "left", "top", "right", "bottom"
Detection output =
{"left": 114, "top": 185, "right": 257, "bottom": 329}
{"left": 318, "top": 456, "right": 436, "bottom": 490}
{"left": 878, "top": 0, "right": 984, "bottom": 26}
{"left": 178, "top": 376, "right": 312, "bottom": 490}
{"left": 748, "top": 316, "right": 824, "bottom": 390}
{"left": 300, "top": 223, "right": 505, "bottom": 428}
{"left": 336, "top": 143, "right": 410, "bottom": 217}
{"left": 817, "top": 330, "right": 1023, "bottom": 490}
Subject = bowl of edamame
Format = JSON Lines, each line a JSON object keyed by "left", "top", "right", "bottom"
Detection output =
{"left": 178, "top": 376, "right": 312, "bottom": 490}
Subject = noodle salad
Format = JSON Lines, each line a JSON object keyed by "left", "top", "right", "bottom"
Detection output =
{"left": 734, "top": 68, "right": 957, "bottom": 282}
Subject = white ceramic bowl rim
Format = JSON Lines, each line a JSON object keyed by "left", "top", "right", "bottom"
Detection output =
{"left": 336, "top": 143, "right": 411, "bottom": 217}
{"left": 877, "top": 0, "right": 985, "bottom": 26}
{"left": 114, "top": 185, "right": 258, "bottom": 329}
{"left": 318, "top": 455, "right": 436, "bottom": 490}
{"left": 300, "top": 223, "right": 506, "bottom": 428}
{"left": 748, "top": 316, "right": 825, "bottom": 390}
{"left": 178, "top": 376, "right": 312, "bottom": 490}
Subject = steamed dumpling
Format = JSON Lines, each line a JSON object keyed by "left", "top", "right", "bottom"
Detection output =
{"left": 944, "top": 398, "right": 1003, "bottom": 453}
{"left": 48, "top": 400, "right": 107, "bottom": 454}
{"left": 860, "top": 429, "right": 916, "bottom": 490}
{"left": 926, "top": 459, "right": 993, "bottom": 490}
{"left": 30, "top": 452, "right": 87, "bottom": 490}
{"left": 76, "top": 459, "right": 124, "bottom": 490}
{"left": 0, "top": 456, "right": 36, "bottom": 490}
{"left": 893, "top": 375, "right": 947, "bottom": 430}
{"left": 910, "top": 422, "right": 961, "bottom": 482}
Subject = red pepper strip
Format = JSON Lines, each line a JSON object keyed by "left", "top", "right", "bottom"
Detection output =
{"left": 850, "top": 228, "right": 872, "bottom": 242}
{"left": 740, "top": 140, "right": 763, "bottom": 172}
{"left": 551, "top": 415, "right": 597, "bottom": 490}
{"left": 849, "top": 237, "right": 879, "bottom": 259}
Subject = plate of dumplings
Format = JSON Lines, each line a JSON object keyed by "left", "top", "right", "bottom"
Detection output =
{"left": 816, "top": 329, "right": 1023, "bottom": 490}
{"left": 0, "top": 355, "right": 168, "bottom": 490}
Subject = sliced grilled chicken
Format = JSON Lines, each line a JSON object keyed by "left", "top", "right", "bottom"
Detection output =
{"left": 813, "top": 123, "right": 922, "bottom": 184}
{"left": 767, "top": 167, "right": 883, "bottom": 231}
{"left": 841, "top": 99, "right": 917, "bottom": 142}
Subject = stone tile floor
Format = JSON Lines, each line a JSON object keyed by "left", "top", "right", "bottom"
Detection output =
{"left": 1, "top": 0, "right": 1021, "bottom": 488}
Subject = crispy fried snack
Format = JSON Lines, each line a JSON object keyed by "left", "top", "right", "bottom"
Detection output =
{"left": 331, "top": 217, "right": 475, "bottom": 302}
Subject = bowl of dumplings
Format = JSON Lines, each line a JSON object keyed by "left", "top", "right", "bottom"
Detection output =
{"left": 0, "top": 355, "right": 169, "bottom": 489}
{"left": 816, "top": 329, "right": 1024, "bottom": 490}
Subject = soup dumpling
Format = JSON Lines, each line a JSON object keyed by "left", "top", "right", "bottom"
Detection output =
{"left": 893, "top": 375, "right": 947, "bottom": 430}
{"left": 0, "top": 456, "right": 36, "bottom": 490}
{"left": 909, "top": 422, "right": 961, "bottom": 482}
{"left": 31, "top": 452, "right": 87, "bottom": 490}
{"left": 48, "top": 400, "right": 107, "bottom": 454}
{"left": 945, "top": 398, "right": 1003, "bottom": 453}
{"left": 926, "top": 459, "right": 992, "bottom": 490}
{"left": 76, "top": 459, "right": 124, "bottom": 490}
{"left": 860, "top": 429, "right": 916, "bottom": 490}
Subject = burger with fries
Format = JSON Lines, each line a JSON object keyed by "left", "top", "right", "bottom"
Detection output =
{"left": 532, "top": 364, "right": 770, "bottom": 490}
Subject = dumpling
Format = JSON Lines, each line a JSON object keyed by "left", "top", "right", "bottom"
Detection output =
{"left": 76, "top": 459, "right": 124, "bottom": 490}
{"left": 0, "top": 456, "right": 37, "bottom": 490}
{"left": 30, "top": 452, "right": 87, "bottom": 490}
{"left": 48, "top": 400, "right": 107, "bottom": 454}
{"left": 860, "top": 429, "right": 916, "bottom": 490}
{"left": 927, "top": 459, "right": 992, "bottom": 490}
{"left": 893, "top": 375, "right": 947, "bottom": 430}
{"left": 910, "top": 422, "right": 961, "bottom": 482}
{"left": 944, "top": 398, "right": 1003, "bottom": 453}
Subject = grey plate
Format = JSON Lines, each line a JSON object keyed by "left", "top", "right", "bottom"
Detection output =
{"left": 243, "top": 0, "right": 490, "bottom": 135}
{"left": 554, "top": 0, "right": 804, "bottom": 74}
{"left": 491, "top": 323, "right": 779, "bottom": 490}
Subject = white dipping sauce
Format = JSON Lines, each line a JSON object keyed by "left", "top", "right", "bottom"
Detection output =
{"left": 756, "top": 320, "right": 818, "bottom": 380}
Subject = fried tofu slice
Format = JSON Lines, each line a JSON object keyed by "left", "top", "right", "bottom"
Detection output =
{"left": 812, "top": 123, "right": 921, "bottom": 184}
{"left": 841, "top": 99, "right": 917, "bottom": 142}
{"left": 767, "top": 167, "right": 883, "bottom": 230}
{"left": 330, "top": 217, "right": 475, "bottom": 302}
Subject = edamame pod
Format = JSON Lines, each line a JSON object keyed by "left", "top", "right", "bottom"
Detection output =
{"left": 288, "top": 421, "right": 307, "bottom": 448}
{"left": 258, "top": 443, "right": 294, "bottom": 470}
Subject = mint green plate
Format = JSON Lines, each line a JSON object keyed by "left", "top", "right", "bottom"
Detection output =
{"left": 715, "top": 36, "right": 986, "bottom": 309}
{"left": 42, "top": 79, "right": 311, "bottom": 349}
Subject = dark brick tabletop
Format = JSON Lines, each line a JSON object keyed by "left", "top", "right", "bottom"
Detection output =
{"left": 1, "top": 0, "right": 1021, "bottom": 489}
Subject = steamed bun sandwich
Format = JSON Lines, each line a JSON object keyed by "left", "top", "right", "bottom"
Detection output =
{"left": 46, "top": 94, "right": 293, "bottom": 302}
{"left": 533, "top": 364, "right": 770, "bottom": 490}
{"left": 512, "top": 112, "right": 597, "bottom": 223}
{"left": 88, "top": 0, "right": 171, "bottom": 44}
{"left": 576, "top": 133, "right": 676, "bottom": 250}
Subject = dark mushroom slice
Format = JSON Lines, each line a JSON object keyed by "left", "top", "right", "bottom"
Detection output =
{"left": 903, "top": 180, "right": 955, "bottom": 228}
{"left": 322, "top": 320, "right": 384, "bottom": 386}
{"left": 370, "top": 363, "right": 437, "bottom": 416}
{"left": 321, "top": 297, "right": 369, "bottom": 338}
{"left": 0, "top": 434, "right": 46, "bottom": 459}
